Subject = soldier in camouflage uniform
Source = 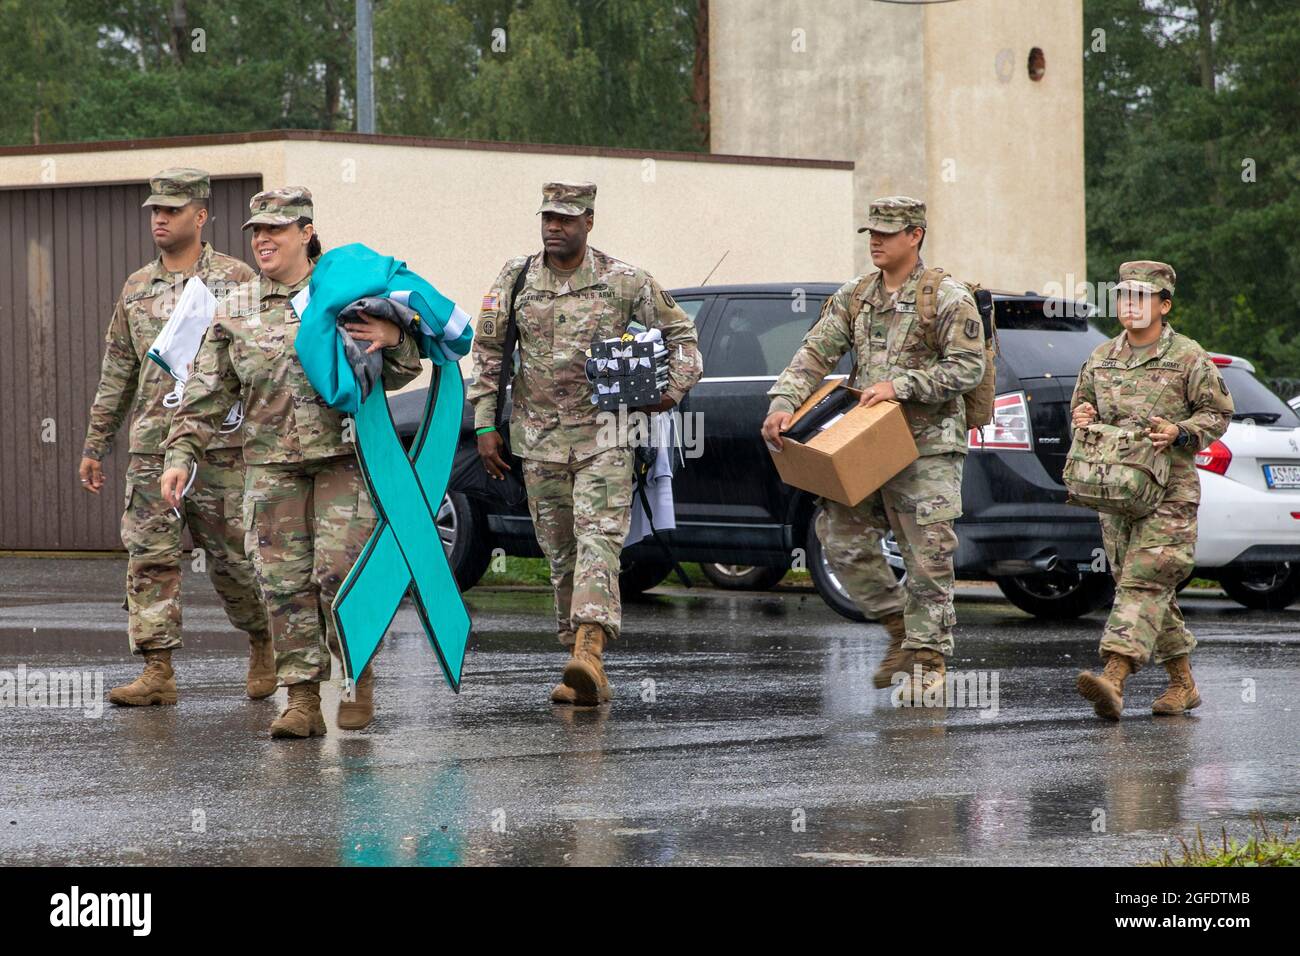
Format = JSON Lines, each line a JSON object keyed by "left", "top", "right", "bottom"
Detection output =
{"left": 161, "top": 187, "right": 423, "bottom": 739}
{"left": 78, "top": 168, "right": 272, "bottom": 708}
{"left": 763, "top": 197, "right": 986, "bottom": 697}
{"left": 1072, "top": 261, "right": 1233, "bottom": 721}
{"left": 470, "top": 182, "right": 703, "bottom": 706}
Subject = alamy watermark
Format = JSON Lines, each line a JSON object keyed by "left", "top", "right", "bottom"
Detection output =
{"left": 890, "top": 667, "right": 1000, "bottom": 718}
{"left": 595, "top": 407, "right": 705, "bottom": 459}
{"left": 0, "top": 665, "right": 104, "bottom": 718}
{"left": 1040, "top": 275, "right": 1158, "bottom": 320}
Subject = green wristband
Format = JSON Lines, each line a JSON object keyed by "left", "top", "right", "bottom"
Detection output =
{"left": 475, "top": 426, "right": 497, "bottom": 436}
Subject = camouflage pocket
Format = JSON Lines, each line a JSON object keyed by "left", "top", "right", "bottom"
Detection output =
{"left": 251, "top": 316, "right": 288, "bottom": 358}
{"left": 355, "top": 482, "right": 377, "bottom": 522}
{"left": 909, "top": 456, "right": 963, "bottom": 527}
{"left": 595, "top": 449, "right": 635, "bottom": 512}
{"left": 1136, "top": 501, "right": 1198, "bottom": 547}
{"left": 916, "top": 494, "right": 961, "bottom": 526}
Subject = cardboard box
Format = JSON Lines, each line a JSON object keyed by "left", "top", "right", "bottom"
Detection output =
{"left": 768, "top": 380, "right": 919, "bottom": 506}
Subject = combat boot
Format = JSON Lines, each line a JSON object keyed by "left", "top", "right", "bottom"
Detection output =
{"left": 337, "top": 665, "right": 375, "bottom": 730}
{"left": 872, "top": 613, "right": 909, "bottom": 689}
{"left": 108, "top": 649, "right": 178, "bottom": 707}
{"left": 270, "top": 682, "right": 326, "bottom": 739}
{"left": 550, "top": 677, "right": 578, "bottom": 705}
{"left": 550, "top": 634, "right": 579, "bottom": 704}
{"left": 562, "top": 623, "right": 613, "bottom": 706}
{"left": 1076, "top": 652, "right": 1135, "bottom": 721}
{"left": 909, "top": 648, "right": 948, "bottom": 702}
{"left": 1152, "top": 655, "right": 1201, "bottom": 715}
{"left": 245, "top": 633, "right": 277, "bottom": 700}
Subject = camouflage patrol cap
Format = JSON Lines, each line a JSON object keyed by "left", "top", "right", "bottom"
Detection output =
{"left": 142, "top": 168, "right": 211, "bottom": 208}
{"left": 242, "top": 186, "right": 314, "bottom": 230}
{"left": 538, "top": 181, "right": 596, "bottom": 216}
{"left": 857, "top": 196, "right": 927, "bottom": 234}
{"left": 1116, "top": 260, "right": 1176, "bottom": 297}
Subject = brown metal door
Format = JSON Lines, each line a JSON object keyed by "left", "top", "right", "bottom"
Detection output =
{"left": 0, "top": 175, "right": 261, "bottom": 550}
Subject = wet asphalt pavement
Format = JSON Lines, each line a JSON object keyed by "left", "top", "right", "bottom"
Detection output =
{"left": 0, "top": 557, "right": 1296, "bottom": 866}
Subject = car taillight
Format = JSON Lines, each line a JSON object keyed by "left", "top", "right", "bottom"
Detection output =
{"left": 969, "top": 391, "right": 1032, "bottom": 450}
{"left": 1195, "top": 440, "right": 1232, "bottom": 475}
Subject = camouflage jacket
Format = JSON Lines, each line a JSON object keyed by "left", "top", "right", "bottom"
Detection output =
{"left": 82, "top": 243, "right": 255, "bottom": 460}
{"left": 767, "top": 261, "right": 986, "bottom": 456}
{"left": 1071, "top": 322, "right": 1234, "bottom": 504}
{"left": 162, "top": 270, "right": 423, "bottom": 472}
{"left": 467, "top": 246, "right": 703, "bottom": 463}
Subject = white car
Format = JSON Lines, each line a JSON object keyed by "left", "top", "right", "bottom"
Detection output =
{"left": 1194, "top": 354, "right": 1300, "bottom": 609}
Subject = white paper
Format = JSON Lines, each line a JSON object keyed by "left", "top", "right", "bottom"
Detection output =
{"left": 146, "top": 277, "right": 217, "bottom": 382}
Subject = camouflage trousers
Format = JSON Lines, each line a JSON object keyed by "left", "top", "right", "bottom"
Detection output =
{"left": 121, "top": 451, "right": 267, "bottom": 654}
{"left": 242, "top": 454, "right": 378, "bottom": 685}
{"left": 815, "top": 453, "right": 964, "bottom": 655}
{"left": 1098, "top": 498, "right": 1198, "bottom": 669}
{"left": 522, "top": 447, "right": 634, "bottom": 644}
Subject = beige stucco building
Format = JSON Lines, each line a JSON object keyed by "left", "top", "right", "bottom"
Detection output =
{"left": 710, "top": 0, "right": 1086, "bottom": 292}
{"left": 0, "top": 130, "right": 855, "bottom": 320}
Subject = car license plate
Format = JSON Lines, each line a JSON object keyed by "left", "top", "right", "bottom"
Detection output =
{"left": 1263, "top": 464, "right": 1300, "bottom": 489}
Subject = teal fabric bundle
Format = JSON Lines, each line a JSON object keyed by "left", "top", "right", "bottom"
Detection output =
{"left": 295, "top": 241, "right": 474, "bottom": 414}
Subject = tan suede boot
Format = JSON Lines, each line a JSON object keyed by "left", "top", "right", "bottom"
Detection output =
{"left": 551, "top": 634, "right": 579, "bottom": 704}
{"left": 1152, "top": 655, "right": 1201, "bottom": 715}
{"left": 562, "top": 623, "right": 613, "bottom": 706}
{"left": 1076, "top": 652, "right": 1135, "bottom": 721}
{"left": 337, "top": 666, "right": 375, "bottom": 730}
{"left": 905, "top": 647, "right": 948, "bottom": 701}
{"left": 245, "top": 634, "right": 277, "bottom": 700}
{"left": 872, "top": 613, "right": 909, "bottom": 689}
{"left": 270, "top": 682, "right": 326, "bottom": 738}
{"left": 108, "top": 649, "right": 178, "bottom": 706}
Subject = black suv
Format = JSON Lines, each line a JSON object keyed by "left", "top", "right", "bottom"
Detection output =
{"left": 396, "top": 283, "right": 1115, "bottom": 619}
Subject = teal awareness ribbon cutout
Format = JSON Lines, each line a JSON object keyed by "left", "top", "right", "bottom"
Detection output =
{"left": 331, "top": 360, "right": 471, "bottom": 691}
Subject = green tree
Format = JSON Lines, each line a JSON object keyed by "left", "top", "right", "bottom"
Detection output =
{"left": 0, "top": 0, "right": 95, "bottom": 144}
{"left": 374, "top": 0, "right": 704, "bottom": 150}
{"left": 1084, "top": 0, "right": 1300, "bottom": 388}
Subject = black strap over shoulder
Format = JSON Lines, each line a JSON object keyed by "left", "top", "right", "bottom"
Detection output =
{"left": 495, "top": 254, "right": 535, "bottom": 429}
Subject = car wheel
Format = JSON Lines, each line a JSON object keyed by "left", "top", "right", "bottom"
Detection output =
{"left": 1218, "top": 563, "right": 1300, "bottom": 610}
{"left": 620, "top": 559, "right": 675, "bottom": 598}
{"left": 439, "top": 491, "right": 492, "bottom": 590}
{"left": 699, "top": 563, "right": 788, "bottom": 591}
{"left": 995, "top": 569, "right": 1115, "bottom": 619}
{"left": 806, "top": 509, "right": 867, "bottom": 622}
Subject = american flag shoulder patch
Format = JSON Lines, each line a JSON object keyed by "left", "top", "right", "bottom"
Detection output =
{"left": 482, "top": 292, "right": 501, "bottom": 312}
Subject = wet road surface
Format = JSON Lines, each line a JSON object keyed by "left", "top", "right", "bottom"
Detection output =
{"left": 0, "top": 558, "right": 1296, "bottom": 866}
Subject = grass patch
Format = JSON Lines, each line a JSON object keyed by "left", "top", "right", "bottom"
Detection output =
{"left": 479, "top": 556, "right": 551, "bottom": 586}
{"left": 1151, "top": 813, "right": 1300, "bottom": 867}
